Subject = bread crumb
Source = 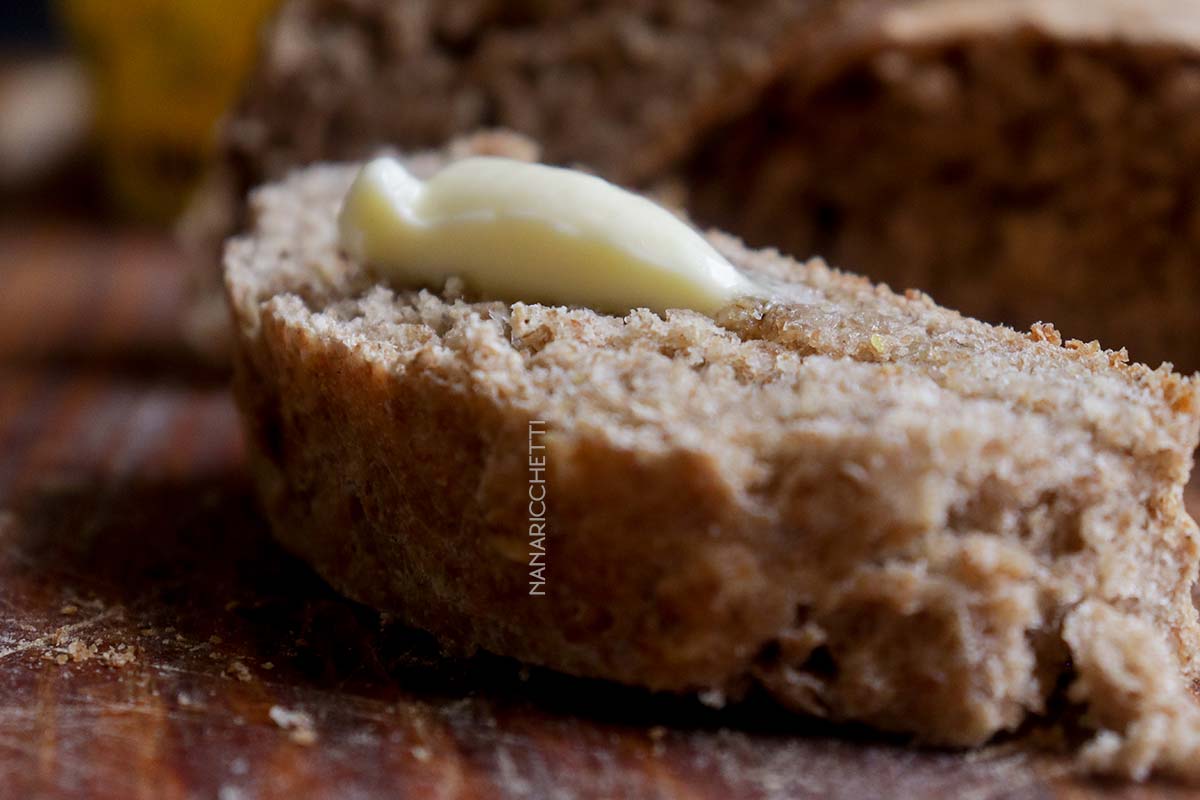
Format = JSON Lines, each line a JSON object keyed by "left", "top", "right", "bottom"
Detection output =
{"left": 1028, "top": 322, "right": 1063, "bottom": 346}
{"left": 60, "top": 604, "right": 78, "bottom": 616}
{"left": 102, "top": 646, "right": 136, "bottom": 667}
{"left": 290, "top": 728, "right": 318, "bottom": 746}
{"left": 66, "top": 640, "right": 95, "bottom": 662}
{"left": 227, "top": 660, "right": 252, "bottom": 682}
{"left": 262, "top": 662, "right": 274, "bottom": 670}
{"left": 269, "top": 705, "right": 317, "bottom": 745}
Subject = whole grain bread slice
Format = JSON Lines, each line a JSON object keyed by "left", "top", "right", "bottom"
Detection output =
{"left": 225, "top": 134, "right": 1200, "bottom": 781}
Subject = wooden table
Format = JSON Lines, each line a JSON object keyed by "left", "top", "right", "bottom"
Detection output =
{"left": 1, "top": 222, "right": 1197, "bottom": 799}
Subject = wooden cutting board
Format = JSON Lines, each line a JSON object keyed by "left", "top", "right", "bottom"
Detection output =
{"left": 1, "top": 222, "right": 1197, "bottom": 799}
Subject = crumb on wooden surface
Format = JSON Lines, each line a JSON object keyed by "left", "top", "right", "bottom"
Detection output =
{"left": 66, "top": 640, "right": 94, "bottom": 662}
{"left": 269, "top": 705, "right": 317, "bottom": 745}
{"left": 102, "top": 645, "right": 136, "bottom": 667}
{"left": 227, "top": 660, "right": 252, "bottom": 682}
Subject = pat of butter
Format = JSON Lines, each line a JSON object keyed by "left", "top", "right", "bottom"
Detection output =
{"left": 338, "top": 156, "right": 759, "bottom": 316}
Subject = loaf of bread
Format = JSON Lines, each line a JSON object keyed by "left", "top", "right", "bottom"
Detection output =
{"left": 191, "top": 0, "right": 1200, "bottom": 370}
{"left": 226, "top": 134, "right": 1200, "bottom": 780}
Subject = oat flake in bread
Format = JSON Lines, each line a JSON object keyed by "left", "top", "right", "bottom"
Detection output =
{"left": 226, "top": 133, "right": 1200, "bottom": 781}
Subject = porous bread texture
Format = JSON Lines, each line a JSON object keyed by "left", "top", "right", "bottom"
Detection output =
{"left": 226, "top": 140, "right": 1200, "bottom": 780}
{"left": 189, "top": 0, "right": 1200, "bottom": 371}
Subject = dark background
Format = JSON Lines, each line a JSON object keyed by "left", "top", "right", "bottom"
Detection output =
{"left": 1, "top": 1, "right": 59, "bottom": 48}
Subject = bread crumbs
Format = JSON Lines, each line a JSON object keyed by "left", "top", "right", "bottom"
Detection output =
{"left": 269, "top": 705, "right": 317, "bottom": 746}
{"left": 227, "top": 660, "right": 253, "bottom": 682}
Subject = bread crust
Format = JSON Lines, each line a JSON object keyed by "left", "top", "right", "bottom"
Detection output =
{"left": 226, "top": 136, "right": 1200, "bottom": 778}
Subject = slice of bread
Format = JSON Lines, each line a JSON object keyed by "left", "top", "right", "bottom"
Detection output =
{"left": 193, "top": 0, "right": 1200, "bottom": 370}
{"left": 225, "top": 134, "right": 1200, "bottom": 780}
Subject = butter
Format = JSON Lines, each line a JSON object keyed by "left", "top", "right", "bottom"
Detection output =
{"left": 338, "top": 156, "right": 759, "bottom": 316}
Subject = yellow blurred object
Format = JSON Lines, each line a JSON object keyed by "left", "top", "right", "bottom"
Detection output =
{"left": 61, "top": 0, "right": 280, "bottom": 221}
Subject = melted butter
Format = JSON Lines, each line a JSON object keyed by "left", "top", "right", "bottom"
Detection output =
{"left": 338, "top": 156, "right": 760, "bottom": 316}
